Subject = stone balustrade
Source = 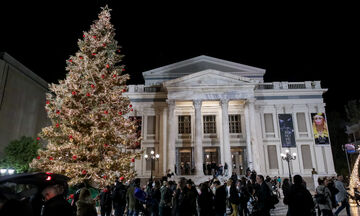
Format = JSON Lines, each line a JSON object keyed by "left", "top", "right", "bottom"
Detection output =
{"left": 126, "top": 81, "right": 322, "bottom": 93}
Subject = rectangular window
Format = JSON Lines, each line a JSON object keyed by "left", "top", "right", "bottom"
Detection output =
{"left": 264, "top": 113, "right": 274, "bottom": 133}
{"left": 296, "top": 113, "right": 307, "bottom": 133}
{"left": 203, "top": 115, "right": 216, "bottom": 134}
{"left": 147, "top": 116, "right": 156, "bottom": 135}
{"left": 267, "top": 145, "right": 279, "bottom": 169}
{"left": 301, "top": 145, "right": 313, "bottom": 169}
{"left": 229, "top": 115, "right": 242, "bottom": 133}
{"left": 178, "top": 115, "right": 191, "bottom": 134}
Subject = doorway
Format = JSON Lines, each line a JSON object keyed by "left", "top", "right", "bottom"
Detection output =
{"left": 231, "top": 147, "right": 247, "bottom": 175}
{"left": 176, "top": 148, "right": 193, "bottom": 175}
{"left": 203, "top": 147, "right": 220, "bottom": 175}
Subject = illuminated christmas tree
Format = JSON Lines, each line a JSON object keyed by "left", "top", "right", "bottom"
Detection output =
{"left": 30, "top": 6, "right": 141, "bottom": 188}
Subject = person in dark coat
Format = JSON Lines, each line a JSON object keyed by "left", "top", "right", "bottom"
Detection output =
{"left": 282, "top": 178, "right": 291, "bottom": 201}
{"left": 198, "top": 182, "right": 214, "bottom": 216}
{"left": 40, "top": 184, "right": 73, "bottom": 216}
{"left": 76, "top": 188, "right": 97, "bottom": 216}
{"left": 112, "top": 177, "right": 127, "bottom": 216}
{"left": 99, "top": 185, "right": 112, "bottom": 216}
{"left": 228, "top": 179, "right": 240, "bottom": 216}
{"left": 255, "top": 175, "right": 272, "bottom": 216}
{"left": 159, "top": 181, "right": 172, "bottom": 216}
{"left": 283, "top": 175, "right": 315, "bottom": 216}
{"left": 213, "top": 180, "right": 226, "bottom": 216}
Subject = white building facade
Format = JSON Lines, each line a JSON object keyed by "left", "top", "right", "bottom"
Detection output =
{"left": 126, "top": 56, "right": 336, "bottom": 179}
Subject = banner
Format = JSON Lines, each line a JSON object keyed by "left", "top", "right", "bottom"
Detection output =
{"left": 279, "top": 114, "right": 296, "bottom": 147}
{"left": 311, "top": 113, "right": 330, "bottom": 144}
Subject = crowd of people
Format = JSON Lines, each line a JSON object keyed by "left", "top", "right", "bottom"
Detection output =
{"left": 0, "top": 168, "right": 354, "bottom": 216}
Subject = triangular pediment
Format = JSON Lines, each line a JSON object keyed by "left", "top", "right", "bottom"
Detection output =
{"left": 163, "top": 69, "right": 258, "bottom": 88}
{"left": 142, "top": 55, "right": 265, "bottom": 86}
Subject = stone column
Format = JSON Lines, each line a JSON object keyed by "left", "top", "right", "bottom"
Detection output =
{"left": 166, "top": 100, "right": 176, "bottom": 174}
{"left": 194, "top": 100, "right": 204, "bottom": 175}
{"left": 244, "top": 101, "right": 254, "bottom": 170}
{"left": 248, "top": 98, "right": 260, "bottom": 172}
{"left": 159, "top": 106, "right": 168, "bottom": 175}
{"left": 221, "top": 99, "right": 233, "bottom": 175}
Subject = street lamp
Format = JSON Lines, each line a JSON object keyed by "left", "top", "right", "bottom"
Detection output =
{"left": 0, "top": 168, "right": 15, "bottom": 176}
{"left": 281, "top": 149, "right": 297, "bottom": 183}
{"left": 144, "top": 150, "right": 160, "bottom": 180}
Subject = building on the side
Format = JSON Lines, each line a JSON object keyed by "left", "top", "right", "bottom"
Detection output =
{"left": 125, "top": 55, "right": 336, "bottom": 181}
{"left": 0, "top": 52, "right": 49, "bottom": 156}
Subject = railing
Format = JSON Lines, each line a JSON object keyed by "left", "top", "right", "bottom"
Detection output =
{"left": 127, "top": 85, "right": 164, "bottom": 93}
{"left": 256, "top": 81, "right": 321, "bottom": 90}
{"left": 127, "top": 81, "right": 322, "bottom": 92}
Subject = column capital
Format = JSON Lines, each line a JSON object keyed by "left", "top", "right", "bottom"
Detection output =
{"left": 193, "top": 100, "right": 202, "bottom": 109}
{"left": 166, "top": 99, "right": 175, "bottom": 107}
{"left": 246, "top": 98, "right": 256, "bottom": 104}
{"left": 220, "top": 99, "right": 229, "bottom": 108}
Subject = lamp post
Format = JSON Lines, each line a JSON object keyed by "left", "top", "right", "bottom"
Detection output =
{"left": 281, "top": 149, "right": 296, "bottom": 184}
{"left": 144, "top": 150, "right": 160, "bottom": 180}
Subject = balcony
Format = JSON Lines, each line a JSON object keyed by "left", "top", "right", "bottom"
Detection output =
{"left": 255, "top": 81, "right": 321, "bottom": 90}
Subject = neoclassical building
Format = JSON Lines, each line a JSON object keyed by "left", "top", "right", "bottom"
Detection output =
{"left": 126, "top": 55, "right": 336, "bottom": 179}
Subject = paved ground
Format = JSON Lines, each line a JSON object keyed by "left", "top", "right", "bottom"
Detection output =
{"left": 271, "top": 195, "right": 360, "bottom": 216}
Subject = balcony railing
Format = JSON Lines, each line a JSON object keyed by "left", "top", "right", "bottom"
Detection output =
{"left": 127, "top": 81, "right": 322, "bottom": 92}
{"left": 256, "top": 81, "right": 321, "bottom": 90}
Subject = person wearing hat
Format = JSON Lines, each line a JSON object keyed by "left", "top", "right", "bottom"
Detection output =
{"left": 112, "top": 177, "right": 127, "bottom": 216}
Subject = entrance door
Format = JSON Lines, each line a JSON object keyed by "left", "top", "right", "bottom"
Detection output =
{"left": 176, "top": 148, "right": 193, "bottom": 175}
{"left": 203, "top": 147, "right": 220, "bottom": 175}
{"left": 231, "top": 147, "right": 246, "bottom": 175}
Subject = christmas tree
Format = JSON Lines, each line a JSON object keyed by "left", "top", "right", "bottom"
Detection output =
{"left": 30, "top": 6, "right": 141, "bottom": 188}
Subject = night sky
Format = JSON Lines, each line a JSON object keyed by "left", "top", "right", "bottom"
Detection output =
{"left": 0, "top": 1, "right": 358, "bottom": 115}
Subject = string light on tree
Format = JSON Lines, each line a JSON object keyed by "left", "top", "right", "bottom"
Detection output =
{"left": 30, "top": 5, "right": 141, "bottom": 188}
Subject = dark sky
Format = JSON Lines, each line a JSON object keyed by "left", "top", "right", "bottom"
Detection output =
{"left": 0, "top": 1, "right": 358, "bottom": 114}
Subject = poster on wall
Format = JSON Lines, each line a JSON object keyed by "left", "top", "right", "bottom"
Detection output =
{"left": 311, "top": 113, "right": 330, "bottom": 144}
{"left": 278, "top": 114, "right": 296, "bottom": 147}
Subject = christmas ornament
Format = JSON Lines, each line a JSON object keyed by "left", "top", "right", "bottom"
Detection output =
{"left": 56, "top": 110, "right": 60, "bottom": 114}
{"left": 82, "top": 170, "right": 87, "bottom": 175}
{"left": 113, "top": 74, "right": 116, "bottom": 78}
{"left": 37, "top": 137, "right": 40, "bottom": 140}
{"left": 106, "top": 64, "right": 109, "bottom": 68}
{"left": 46, "top": 100, "right": 50, "bottom": 104}
{"left": 56, "top": 123, "right": 60, "bottom": 128}
{"left": 72, "top": 91, "right": 76, "bottom": 95}
{"left": 69, "top": 59, "right": 73, "bottom": 62}
{"left": 72, "top": 155, "right": 77, "bottom": 160}
{"left": 49, "top": 157, "right": 54, "bottom": 160}
{"left": 36, "top": 156, "right": 40, "bottom": 160}
{"left": 118, "top": 111, "right": 122, "bottom": 115}
{"left": 92, "top": 53, "right": 96, "bottom": 56}
{"left": 101, "top": 74, "right": 105, "bottom": 79}
{"left": 103, "top": 43, "right": 106, "bottom": 47}
{"left": 130, "top": 109, "right": 133, "bottom": 112}
{"left": 131, "top": 158, "right": 135, "bottom": 162}
{"left": 93, "top": 36, "right": 96, "bottom": 39}
{"left": 91, "top": 84, "right": 95, "bottom": 89}
{"left": 69, "top": 135, "right": 73, "bottom": 139}
{"left": 86, "top": 93, "right": 91, "bottom": 96}
{"left": 104, "top": 110, "right": 108, "bottom": 114}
